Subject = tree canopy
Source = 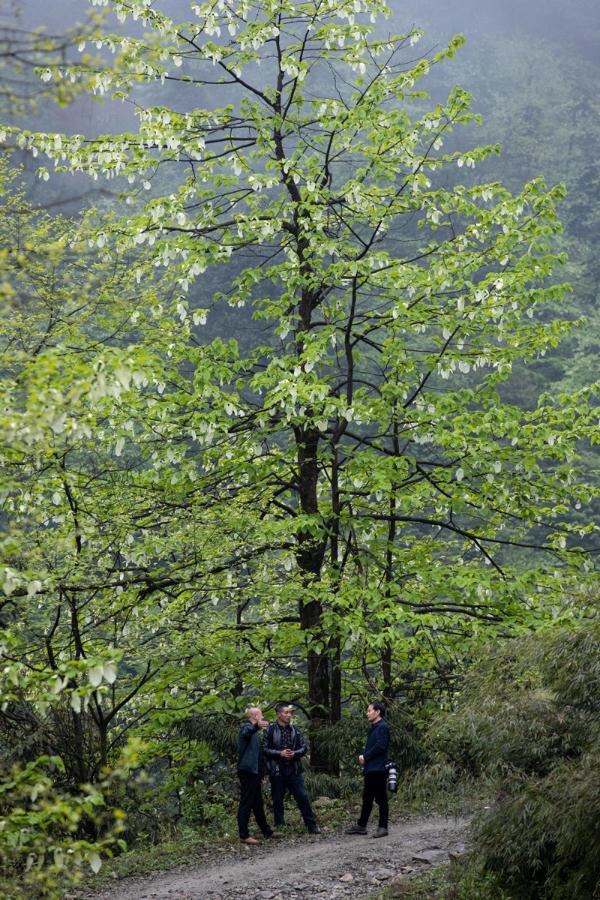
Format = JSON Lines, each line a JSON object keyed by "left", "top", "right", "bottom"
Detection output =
{"left": 0, "top": 2, "right": 598, "bottom": 890}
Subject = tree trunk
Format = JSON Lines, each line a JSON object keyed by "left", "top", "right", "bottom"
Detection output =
{"left": 327, "top": 446, "right": 342, "bottom": 772}
{"left": 330, "top": 639, "right": 342, "bottom": 724}
{"left": 382, "top": 420, "right": 399, "bottom": 705}
{"left": 294, "top": 424, "right": 332, "bottom": 771}
{"left": 382, "top": 643, "right": 394, "bottom": 704}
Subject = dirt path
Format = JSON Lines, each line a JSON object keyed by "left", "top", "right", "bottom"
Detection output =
{"left": 86, "top": 815, "right": 469, "bottom": 899}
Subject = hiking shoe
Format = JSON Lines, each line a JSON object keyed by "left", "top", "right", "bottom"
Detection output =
{"left": 345, "top": 824, "right": 368, "bottom": 835}
{"left": 240, "top": 836, "right": 260, "bottom": 845}
{"left": 308, "top": 826, "right": 321, "bottom": 834}
{"left": 372, "top": 827, "right": 388, "bottom": 838}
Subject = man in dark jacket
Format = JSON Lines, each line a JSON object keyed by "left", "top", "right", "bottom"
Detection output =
{"left": 264, "top": 703, "right": 320, "bottom": 834}
{"left": 237, "top": 706, "right": 283, "bottom": 844}
{"left": 345, "top": 701, "right": 390, "bottom": 838}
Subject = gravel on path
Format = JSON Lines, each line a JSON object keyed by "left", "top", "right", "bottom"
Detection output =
{"left": 85, "top": 815, "right": 469, "bottom": 899}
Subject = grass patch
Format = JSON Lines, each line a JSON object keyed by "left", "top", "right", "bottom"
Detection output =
{"left": 394, "top": 765, "right": 497, "bottom": 818}
{"left": 92, "top": 826, "right": 219, "bottom": 883}
{"left": 370, "top": 858, "right": 509, "bottom": 900}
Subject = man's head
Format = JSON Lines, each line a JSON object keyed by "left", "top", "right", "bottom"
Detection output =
{"left": 367, "top": 701, "right": 385, "bottom": 723}
{"left": 275, "top": 702, "right": 293, "bottom": 725}
{"left": 245, "top": 706, "right": 263, "bottom": 724}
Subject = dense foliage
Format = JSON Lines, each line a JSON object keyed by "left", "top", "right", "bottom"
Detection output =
{"left": 420, "top": 621, "right": 600, "bottom": 899}
{"left": 0, "top": 0, "right": 598, "bottom": 895}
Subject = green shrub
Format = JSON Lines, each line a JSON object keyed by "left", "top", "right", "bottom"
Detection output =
{"left": 375, "top": 857, "right": 509, "bottom": 899}
{"left": 303, "top": 769, "right": 358, "bottom": 800}
{"left": 424, "top": 621, "right": 600, "bottom": 899}
{"left": 0, "top": 755, "right": 126, "bottom": 899}
{"left": 179, "top": 780, "right": 232, "bottom": 828}
{"left": 473, "top": 749, "right": 600, "bottom": 899}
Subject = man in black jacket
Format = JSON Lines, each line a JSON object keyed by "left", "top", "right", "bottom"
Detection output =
{"left": 264, "top": 703, "right": 320, "bottom": 834}
{"left": 345, "top": 701, "right": 390, "bottom": 838}
{"left": 237, "top": 706, "right": 283, "bottom": 845}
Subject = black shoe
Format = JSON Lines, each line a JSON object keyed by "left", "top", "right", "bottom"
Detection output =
{"left": 308, "top": 826, "right": 321, "bottom": 834}
{"left": 345, "top": 824, "right": 367, "bottom": 835}
{"left": 372, "top": 827, "right": 388, "bottom": 838}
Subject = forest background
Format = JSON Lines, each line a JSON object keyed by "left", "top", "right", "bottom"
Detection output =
{"left": 0, "top": 0, "right": 598, "bottom": 897}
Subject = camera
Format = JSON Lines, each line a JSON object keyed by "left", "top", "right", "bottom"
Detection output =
{"left": 386, "top": 761, "right": 398, "bottom": 793}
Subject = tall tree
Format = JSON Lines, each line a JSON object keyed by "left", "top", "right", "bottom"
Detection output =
{"left": 1, "top": 0, "right": 597, "bottom": 772}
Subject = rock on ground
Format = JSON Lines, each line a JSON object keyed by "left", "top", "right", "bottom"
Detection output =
{"left": 83, "top": 815, "right": 469, "bottom": 899}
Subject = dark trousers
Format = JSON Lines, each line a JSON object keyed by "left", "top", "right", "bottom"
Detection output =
{"left": 270, "top": 772, "right": 317, "bottom": 830}
{"left": 237, "top": 771, "right": 273, "bottom": 839}
{"left": 358, "top": 771, "right": 388, "bottom": 829}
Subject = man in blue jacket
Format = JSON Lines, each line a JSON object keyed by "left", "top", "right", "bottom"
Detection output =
{"left": 237, "top": 706, "right": 283, "bottom": 845}
{"left": 345, "top": 701, "right": 390, "bottom": 838}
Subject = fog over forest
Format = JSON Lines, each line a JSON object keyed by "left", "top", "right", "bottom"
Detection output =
{"left": 11, "top": 0, "right": 600, "bottom": 187}
{"left": 10, "top": 0, "right": 597, "bottom": 395}
{"left": 3, "top": 0, "right": 595, "bottom": 268}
